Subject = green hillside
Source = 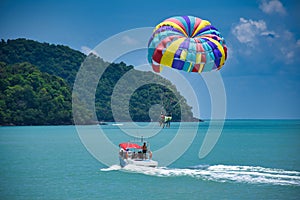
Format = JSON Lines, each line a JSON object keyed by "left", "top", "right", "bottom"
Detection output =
{"left": 0, "top": 38, "right": 85, "bottom": 86}
{"left": 0, "top": 62, "right": 72, "bottom": 125}
{"left": 0, "top": 39, "right": 194, "bottom": 125}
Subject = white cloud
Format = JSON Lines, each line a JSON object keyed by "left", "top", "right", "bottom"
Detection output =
{"left": 278, "top": 32, "right": 300, "bottom": 64}
{"left": 231, "top": 18, "right": 269, "bottom": 46}
{"left": 230, "top": 0, "right": 300, "bottom": 68}
{"left": 259, "top": 0, "right": 286, "bottom": 15}
{"left": 81, "top": 46, "right": 99, "bottom": 56}
{"left": 261, "top": 31, "right": 279, "bottom": 38}
{"left": 297, "top": 40, "right": 300, "bottom": 47}
{"left": 121, "top": 35, "right": 139, "bottom": 45}
{"left": 280, "top": 47, "right": 295, "bottom": 64}
{"left": 282, "top": 30, "right": 293, "bottom": 40}
{"left": 231, "top": 18, "right": 300, "bottom": 65}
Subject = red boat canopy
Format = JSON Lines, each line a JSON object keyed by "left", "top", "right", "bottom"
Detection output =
{"left": 119, "top": 142, "right": 142, "bottom": 150}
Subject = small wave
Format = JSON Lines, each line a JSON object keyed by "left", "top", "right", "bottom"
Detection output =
{"left": 101, "top": 164, "right": 300, "bottom": 186}
{"left": 187, "top": 164, "right": 210, "bottom": 170}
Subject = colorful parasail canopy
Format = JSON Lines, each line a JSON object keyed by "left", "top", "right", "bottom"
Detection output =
{"left": 148, "top": 16, "right": 227, "bottom": 73}
{"left": 119, "top": 142, "right": 142, "bottom": 150}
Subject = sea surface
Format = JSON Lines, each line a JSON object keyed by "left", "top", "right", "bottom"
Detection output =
{"left": 0, "top": 120, "right": 299, "bottom": 199}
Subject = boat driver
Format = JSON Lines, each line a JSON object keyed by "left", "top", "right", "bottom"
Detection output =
{"left": 142, "top": 142, "right": 147, "bottom": 159}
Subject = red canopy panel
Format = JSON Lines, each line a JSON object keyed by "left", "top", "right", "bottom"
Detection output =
{"left": 119, "top": 142, "right": 142, "bottom": 150}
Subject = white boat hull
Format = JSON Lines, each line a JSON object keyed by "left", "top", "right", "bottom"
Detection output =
{"left": 119, "top": 157, "right": 158, "bottom": 168}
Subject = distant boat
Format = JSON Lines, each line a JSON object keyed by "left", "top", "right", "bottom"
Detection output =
{"left": 118, "top": 142, "right": 158, "bottom": 168}
{"left": 112, "top": 123, "right": 123, "bottom": 126}
{"left": 99, "top": 122, "right": 108, "bottom": 125}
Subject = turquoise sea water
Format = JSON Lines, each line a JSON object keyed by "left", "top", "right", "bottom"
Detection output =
{"left": 0, "top": 120, "right": 299, "bottom": 199}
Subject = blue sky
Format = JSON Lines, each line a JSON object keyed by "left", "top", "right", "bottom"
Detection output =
{"left": 1, "top": 0, "right": 300, "bottom": 119}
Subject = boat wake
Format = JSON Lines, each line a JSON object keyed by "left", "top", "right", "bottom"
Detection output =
{"left": 100, "top": 164, "right": 300, "bottom": 186}
{"left": 100, "top": 165, "right": 122, "bottom": 171}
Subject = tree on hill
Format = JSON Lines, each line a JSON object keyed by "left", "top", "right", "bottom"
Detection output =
{"left": 0, "top": 38, "right": 86, "bottom": 87}
{"left": 0, "top": 62, "right": 72, "bottom": 125}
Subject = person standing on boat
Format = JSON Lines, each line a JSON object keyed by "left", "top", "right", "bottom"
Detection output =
{"left": 142, "top": 142, "right": 147, "bottom": 159}
{"left": 165, "top": 113, "right": 172, "bottom": 128}
{"left": 160, "top": 112, "right": 165, "bottom": 127}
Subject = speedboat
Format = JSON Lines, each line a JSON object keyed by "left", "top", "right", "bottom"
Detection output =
{"left": 119, "top": 142, "right": 158, "bottom": 168}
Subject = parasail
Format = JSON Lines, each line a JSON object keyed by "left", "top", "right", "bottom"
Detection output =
{"left": 148, "top": 16, "right": 227, "bottom": 73}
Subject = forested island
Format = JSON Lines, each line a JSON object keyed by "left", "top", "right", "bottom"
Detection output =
{"left": 0, "top": 39, "right": 195, "bottom": 125}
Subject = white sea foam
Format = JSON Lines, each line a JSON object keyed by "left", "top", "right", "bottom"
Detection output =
{"left": 100, "top": 165, "right": 122, "bottom": 171}
{"left": 101, "top": 164, "right": 300, "bottom": 186}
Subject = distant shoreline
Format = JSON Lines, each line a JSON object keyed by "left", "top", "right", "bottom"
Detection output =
{"left": 2, "top": 119, "right": 300, "bottom": 127}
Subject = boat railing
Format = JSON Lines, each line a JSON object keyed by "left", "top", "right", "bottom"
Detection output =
{"left": 119, "top": 149, "right": 153, "bottom": 160}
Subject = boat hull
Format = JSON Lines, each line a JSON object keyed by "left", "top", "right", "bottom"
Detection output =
{"left": 119, "top": 157, "right": 158, "bottom": 168}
